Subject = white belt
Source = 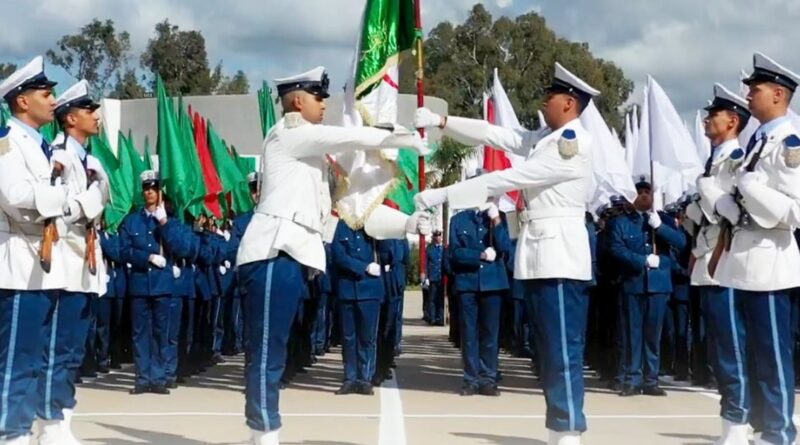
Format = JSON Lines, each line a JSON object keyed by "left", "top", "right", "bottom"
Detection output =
{"left": 519, "top": 207, "right": 585, "bottom": 222}
{"left": 256, "top": 207, "right": 323, "bottom": 233}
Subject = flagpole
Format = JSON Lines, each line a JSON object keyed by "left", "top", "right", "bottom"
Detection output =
{"left": 414, "top": 0, "right": 428, "bottom": 282}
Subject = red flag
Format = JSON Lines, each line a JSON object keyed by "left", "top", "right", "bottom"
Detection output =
{"left": 483, "top": 97, "right": 520, "bottom": 205}
{"left": 193, "top": 112, "right": 223, "bottom": 218}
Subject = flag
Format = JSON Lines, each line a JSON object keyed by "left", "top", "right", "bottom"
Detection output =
{"left": 258, "top": 81, "right": 277, "bottom": 138}
{"left": 484, "top": 68, "right": 524, "bottom": 211}
{"left": 156, "top": 77, "right": 205, "bottom": 219}
{"left": 624, "top": 112, "right": 635, "bottom": 169}
{"left": 338, "top": 0, "right": 417, "bottom": 225}
{"left": 143, "top": 136, "right": 153, "bottom": 171}
{"left": 193, "top": 112, "right": 223, "bottom": 218}
{"left": 0, "top": 104, "right": 9, "bottom": 127}
{"left": 207, "top": 121, "right": 254, "bottom": 216}
{"left": 119, "top": 131, "right": 148, "bottom": 208}
{"left": 90, "top": 131, "right": 130, "bottom": 232}
{"left": 694, "top": 110, "right": 711, "bottom": 164}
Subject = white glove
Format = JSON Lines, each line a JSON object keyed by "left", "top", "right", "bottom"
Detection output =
{"left": 646, "top": 254, "right": 660, "bottom": 269}
{"left": 366, "top": 262, "right": 381, "bottom": 277}
{"left": 647, "top": 212, "right": 662, "bottom": 229}
{"left": 384, "top": 264, "right": 391, "bottom": 272}
{"left": 152, "top": 204, "right": 167, "bottom": 222}
{"left": 715, "top": 194, "right": 741, "bottom": 224}
{"left": 85, "top": 155, "right": 108, "bottom": 184}
{"left": 172, "top": 265, "right": 181, "bottom": 279}
{"left": 224, "top": 260, "right": 231, "bottom": 269}
{"left": 484, "top": 202, "right": 500, "bottom": 219}
{"left": 405, "top": 211, "right": 432, "bottom": 235}
{"left": 413, "top": 107, "right": 443, "bottom": 129}
{"left": 422, "top": 278, "right": 430, "bottom": 288}
{"left": 415, "top": 188, "right": 448, "bottom": 210}
{"left": 482, "top": 247, "right": 497, "bottom": 262}
{"left": 219, "top": 265, "right": 227, "bottom": 275}
{"left": 410, "top": 132, "right": 430, "bottom": 157}
{"left": 50, "top": 149, "right": 73, "bottom": 175}
{"left": 685, "top": 202, "right": 703, "bottom": 224}
{"left": 148, "top": 254, "right": 166, "bottom": 269}
{"left": 739, "top": 171, "right": 768, "bottom": 189}
{"left": 222, "top": 230, "right": 231, "bottom": 242}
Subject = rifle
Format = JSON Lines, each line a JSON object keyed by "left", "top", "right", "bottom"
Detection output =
{"left": 40, "top": 161, "right": 63, "bottom": 273}
{"left": 708, "top": 138, "right": 768, "bottom": 278}
{"left": 85, "top": 168, "right": 98, "bottom": 275}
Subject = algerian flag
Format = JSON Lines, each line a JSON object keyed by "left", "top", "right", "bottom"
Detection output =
{"left": 335, "top": 0, "right": 417, "bottom": 228}
{"left": 258, "top": 81, "right": 277, "bottom": 138}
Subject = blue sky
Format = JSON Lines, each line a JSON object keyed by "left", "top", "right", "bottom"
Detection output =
{"left": 2, "top": 0, "right": 799, "bottom": 119}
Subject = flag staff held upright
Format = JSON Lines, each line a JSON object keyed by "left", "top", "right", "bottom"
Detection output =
{"left": 414, "top": 0, "right": 428, "bottom": 280}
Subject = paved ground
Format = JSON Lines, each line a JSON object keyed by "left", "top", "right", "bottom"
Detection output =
{"left": 67, "top": 291, "right": 798, "bottom": 445}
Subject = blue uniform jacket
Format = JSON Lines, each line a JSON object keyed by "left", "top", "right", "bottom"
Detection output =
{"left": 448, "top": 210, "right": 512, "bottom": 293}
{"left": 99, "top": 230, "right": 126, "bottom": 299}
{"left": 331, "top": 221, "right": 384, "bottom": 302}
{"left": 426, "top": 244, "right": 447, "bottom": 282}
{"left": 195, "top": 231, "right": 226, "bottom": 301}
{"left": 215, "top": 234, "right": 237, "bottom": 298}
{"left": 169, "top": 222, "right": 200, "bottom": 299}
{"left": 378, "top": 239, "right": 409, "bottom": 301}
{"left": 607, "top": 211, "right": 687, "bottom": 295}
{"left": 119, "top": 209, "right": 196, "bottom": 297}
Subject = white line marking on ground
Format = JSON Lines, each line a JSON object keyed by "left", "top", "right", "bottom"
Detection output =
{"left": 72, "top": 412, "right": 721, "bottom": 420}
{"left": 378, "top": 372, "right": 408, "bottom": 445}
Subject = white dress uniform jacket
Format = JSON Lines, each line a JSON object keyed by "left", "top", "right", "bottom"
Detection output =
{"left": 688, "top": 139, "right": 742, "bottom": 286}
{"left": 236, "top": 112, "right": 424, "bottom": 272}
{"left": 714, "top": 118, "right": 800, "bottom": 291}
{"left": 52, "top": 134, "right": 108, "bottom": 295}
{"left": 439, "top": 116, "right": 593, "bottom": 281}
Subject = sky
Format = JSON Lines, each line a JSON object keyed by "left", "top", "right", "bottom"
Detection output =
{"left": 2, "top": 0, "right": 799, "bottom": 120}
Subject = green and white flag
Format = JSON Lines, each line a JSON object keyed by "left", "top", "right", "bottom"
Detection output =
{"left": 335, "top": 0, "right": 417, "bottom": 228}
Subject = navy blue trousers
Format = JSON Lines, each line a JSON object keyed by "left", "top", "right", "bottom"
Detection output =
{"left": 339, "top": 299, "right": 381, "bottom": 384}
{"left": 523, "top": 279, "right": 590, "bottom": 433}
{"left": 240, "top": 256, "right": 305, "bottom": 432}
{"left": 94, "top": 297, "right": 124, "bottom": 368}
{"left": 623, "top": 293, "right": 668, "bottom": 388}
{"left": 164, "top": 296, "right": 183, "bottom": 382}
{"left": 738, "top": 290, "right": 796, "bottom": 445}
{"left": 38, "top": 292, "right": 91, "bottom": 420}
{"left": 458, "top": 292, "right": 502, "bottom": 387}
{"left": 703, "top": 286, "right": 749, "bottom": 424}
{"left": 130, "top": 296, "right": 171, "bottom": 388}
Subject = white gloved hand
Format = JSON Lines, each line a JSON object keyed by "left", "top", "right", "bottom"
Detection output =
{"left": 366, "top": 262, "right": 381, "bottom": 277}
{"left": 482, "top": 247, "right": 497, "bottom": 262}
{"left": 172, "top": 265, "right": 181, "bottom": 279}
{"left": 410, "top": 132, "right": 430, "bottom": 157}
{"left": 50, "top": 149, "right": 73, "bottom": 175}
{"left": 152, "top": 204, "right": 167, "bottom": 222}
{"left": 647, "top": 212, "right": 662, "bottom": 229}
{"left": 685, "top": 202, "right": 703, "bottom": 224}
{"left": 415, "top": 188, "right": 448, "bottom": 210}
{"left": 413, "top": 107, "right": 443, "bottom": 129}
{"left": 422, "top": 278, "right": 430, "bottom": 288}
{"left": 405, "top": 211, "right": 432, "bottom": 235}
{"left": 384, "top": 264, "right": 391, "bottom": 272}
{"left": 646, "top": 254, "right": 660, "bottom": 269}
{"left": 222, "top": 230, "right": 231, "bottom": 242}
{"left": 224, "top": 260, "right": 231, "bottom": 269}
{"left": 148, "top": 254, "right": 166, "bottom": 269}
{"left": 219, "top": 265, "right": 227, "bottom": 275}
{"left": 739, "top": 171, "right": 768, "bottom": 189}
{"left": 484, "top": 202, "right": 500, "bottom": 219}
{"left": 715, "top": 194, "right": 741, "bottom": 224}
{"left": 85, "top": 155, "right": 109, "bottom": 184}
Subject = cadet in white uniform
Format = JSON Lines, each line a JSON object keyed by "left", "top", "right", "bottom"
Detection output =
{"left": 236, "top": 67, "right": 431, "bottom": 445}
{"left": 700, "top": 52, "right": 800, "bottom": 445}
{"left": 687, "top": 84, "right": 751, "bottom": 445}
{"left": 0, "top": 57, "right": 101, "bottom": 445}
{"left": 414, "top": 63, "right": 598, "bottom": 445}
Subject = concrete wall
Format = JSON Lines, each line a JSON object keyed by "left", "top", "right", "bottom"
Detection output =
{"left": 120, "top": 93, "right": 449, "bottom": 155}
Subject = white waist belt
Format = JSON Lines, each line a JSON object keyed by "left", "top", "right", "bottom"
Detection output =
{"left": 519, "top": 207, "right": 585, "bottom": 222}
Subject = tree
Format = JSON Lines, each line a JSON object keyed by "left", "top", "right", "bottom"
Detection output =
{"left": 46, "top": 18, "right": 131, "bottom": 95}
{"left": 427, "top": 136, "right": 476, "bottom": 242}
{"left": 110, "top": 68, "right": 148, "bottom": 99}
{"left": 403, "top": 4, "right": 633, "bottom": 131}
{"left": 216, "top": 69, "right": 250, "bottom": 95}
{"left": 0, "top": 63, "right": 17, "bottom": 80}
{"left": 140, "top": 20, "right": 219, "bottom": 95}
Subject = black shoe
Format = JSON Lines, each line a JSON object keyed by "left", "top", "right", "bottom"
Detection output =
{"left": 176, "top": 376, "right": 187, "bottom": 384}
{"left": 150, "top": 384, "right": 171, "bottom": 395}
{"left": 96, "top": 366, "right": 110, "bottom": 374}
{"left": 607, "top": 381, "right": 623, "bottom": 392}
{"left": 74, "top": 376, "right": 84, "bottom": 384}
{"left": 642, "top": 386, "right": 667, "bottom": 396}
{"left": 385, "top": 369, "right": 394, "bottom": 380}
{"left": 619, "top": 385, "right": 641, "bottom": 397}
{"left": 390, "top": 360, "right": 398, "bottom": 368}
{"left": 705, "top": 378, "right": 718, "bottom": 390}
{"left": 460, "top": 385, "right": 477, "bottom": 396}
{"left": 478, "top": 384, "right": 500, "bottom": 396}
{"left": 212, "top": 354, "right": 225, "bottom": 364}
{"left": 358, "top": 382, "right": 375, "bottom": 395}
{"left": 82, "top": 370, "right": 98, "bottom": 378}
{"left": 166, "top": 380, "right": 178, "bottom": 389}
{"left": 371, "top": 376, "right": 384, "bottom": 387}
{"left": 335, "top": 382, "right": 358, "bottom": 395}
{"left": 129, "top": 385, "right": 149, "bottom": 395}
{"left": 109, "top": 362, "right": 122, "bottom": 370}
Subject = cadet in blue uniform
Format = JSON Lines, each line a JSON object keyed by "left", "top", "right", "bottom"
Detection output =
{"left": 96, "top": 228, "right": 127, "bottom": 374}
{"left": 448, "top": 201, "right": 511, "bottom": 396}
{"left": 373, "top": 237, "right": 407, "bottom": 385}
{"left": 119, "top": 171, "right": 195, "bottom": 395}
{"left": 666, "top": 201, "right": 692, "bottom": 381}
{"left": 425, "top": 231, "right": 446, "bottom": 325}
{"left": 393, "top": 239, "right": 410, "bottom": 357}
{"left": 331, "top": 221, "right": 384, "bottom": 395}
{"left": 607, "top": 178, "right": 687, "bottom": 396}
{"left": 313, "top": 243, "right": 334, "bottom": 356}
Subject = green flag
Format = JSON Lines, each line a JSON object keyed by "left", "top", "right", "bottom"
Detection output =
{"left": 207, "top": 121, "right": 253, "bottom": 215}
{"left": 0, "top": 104, "right": 9, "bottom": 128}
{"left": 143, "top": 136, "right": 153, "bottom": 171}
{"left": 90, "top": 131, "right": 130, "bottom": 232}
{"left": 258, "top": 81, "right": 277, "bottom": 138}
{"left": 156, "top": 77, "right": 205, "bottom": 219}
{"left": 119, "top": 131, "right": 148, "bottom": 208}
